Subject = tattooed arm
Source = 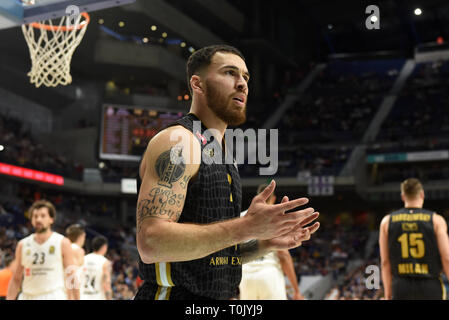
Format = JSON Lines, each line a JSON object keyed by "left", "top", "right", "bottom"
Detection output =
{"left": 102, "top": 261, "right": 112, "bottom": 300}
{"left": 137, "top": 125, "right": 319, "bottom": 264}
{"left": 136, "top": 125, "right": 252, "bottom": 264}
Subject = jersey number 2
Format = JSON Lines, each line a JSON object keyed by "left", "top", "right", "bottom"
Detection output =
{"left": 85, "top": 275, "right": 96, "bottom": 289}
{"left": 397, "top": 233, "right": 425, "bottom": 259}
{"left": 32, "top": 252, "right": 46, "bottom": 265}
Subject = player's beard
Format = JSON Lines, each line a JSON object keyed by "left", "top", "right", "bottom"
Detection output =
{"left": 34, "top": 224, "right": 48, "bottom": 234}
{"left": 205, "top": 79, "right": 246, "bottom": 126}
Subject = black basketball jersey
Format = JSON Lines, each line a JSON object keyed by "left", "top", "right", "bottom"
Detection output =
{"left": 137, "top": 113, "right": 243, "bottom": 300}
{"left": 388, "top": 208, "right": 442, "bottom": 279}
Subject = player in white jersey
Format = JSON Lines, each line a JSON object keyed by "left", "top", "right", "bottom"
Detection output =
{"left": 66, "top": 224, "right": 86, "bottom": 293}
{"left": 81, "top": 235, "right": 112, "bottom": 300}
{"left": 239, "top": 184, "right": 304, "bottom": 300}
{"left": 6, "top": 200, "right": 79, "bottom": 300}
{"left": 66, "top": 224, "right": 86, "bottom": 267}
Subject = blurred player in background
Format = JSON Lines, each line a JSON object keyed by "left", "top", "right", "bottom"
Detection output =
{"left": 6, "top": 200, "right": 79, "bottom": 300}
{"left": 66, "top": 224, "right": 86, "bottom": 266}
{"left": 66, "top": 224, "right": 86, "bottom": 293}
{"left": 239, "top": 184, "right": 304, "bottom": 300}
{"left": 379, "top": 178, "right": 449, "bottom": 299}
{"left": 81, "top": 235, "right": 112, "bottom": 300}
{"left": 0, "top": 255, "right": 15, "bottom": 300}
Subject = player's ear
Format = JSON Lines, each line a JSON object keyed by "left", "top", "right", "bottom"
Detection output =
{"left": 400, "top": 193, "right": 405, "bottom": 203}
{"left": 190, "top": 75, "right": 203, "bottom": 94}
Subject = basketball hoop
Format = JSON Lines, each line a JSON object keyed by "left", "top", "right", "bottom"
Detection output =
{"left": 21, "top": 11, "right": 90, "bottom": 88}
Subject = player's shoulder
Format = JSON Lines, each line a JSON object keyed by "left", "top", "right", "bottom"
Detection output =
{"left": 433, "top": 213, "right": 446, "bottom": 225}
{"left": 380, "top": 214, "right": 391, "bottom": 226}
{"left": 145, "top": 125, "right": 200, "bottom": 157}
{"left": 17, "top": 237, "right": 27, "bottom": 248}
{"left": 149, "top": 125, "right": 195, "bottom": 146}
{"left": 84, "top": 252, "right": 92, "bottom": 259}
{"left": 59, "top": 234, "right": 72, "bottom": 246}
{"left": 18, "top": 233, "right": 34, "bottom": 246}
{"left": 143, "top": 125, "right": 201, "bottom": 172}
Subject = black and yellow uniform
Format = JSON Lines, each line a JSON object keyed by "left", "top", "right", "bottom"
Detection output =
{"left": 134, "top": 113, "right": 243, "bottom": 300}
{"left": 388, "top": 208, "right": 446, "bottom": 300}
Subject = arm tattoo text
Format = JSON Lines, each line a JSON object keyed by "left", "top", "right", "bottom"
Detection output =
{"left": 137, "top": 187, "right": 185, "bottom": 232}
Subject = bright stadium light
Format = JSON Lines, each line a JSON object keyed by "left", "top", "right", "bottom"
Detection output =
{"left": 371, "top": 16, "right": 378, "bottom": 22}
{"left": 414, "top": 8, "right": 422, "bottom": 15}
{"left": 151, "top": 25, "right": 157, "bottom": 31}
{"left": 0, "top": 145, "right": 4, "bottom": 152}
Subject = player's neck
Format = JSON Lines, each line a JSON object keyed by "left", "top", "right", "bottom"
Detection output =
{"left": 189, "top": 100, "right": 227, "bottom": 144}
{"left": 34, "top": 230, "right": 53, "bottom": 243}
{"left": 404, "top": 201, "right": 423, "bottom": 209}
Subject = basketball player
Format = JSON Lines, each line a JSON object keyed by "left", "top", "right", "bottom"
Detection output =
{"left": 66, "top": 224, "right": 86, "bottom": 293}
{"left": 66, "top": 224, "right": 86, "bottom": 266}
{"left": 379, "top": 178, "right": 449, "bottom": 299}
{"left": 81, "top": 236, "right": 112, "bottom": 300}
{"left": 239, "top": 184, "right": 304, "bottom": 300}
{"left": 6, "top": 200, "right": 79, "bottom": 300}
{"left": 135, "top": 44, "right": 320, "bottom": 300}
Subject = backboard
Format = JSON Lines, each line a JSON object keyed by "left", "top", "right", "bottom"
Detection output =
{"left": 0, "top": 0, "right": 136, "bottom": 30}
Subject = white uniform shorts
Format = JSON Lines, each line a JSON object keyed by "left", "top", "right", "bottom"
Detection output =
{"left": 239, "top": 266, "right": 287, "bottom": 300}
{"left": 18, "top": 288, "right": 67, "bottom": 300}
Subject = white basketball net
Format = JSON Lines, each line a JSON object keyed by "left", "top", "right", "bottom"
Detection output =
{"left": 21, "top": 13, "right": 89, "bottom": 88}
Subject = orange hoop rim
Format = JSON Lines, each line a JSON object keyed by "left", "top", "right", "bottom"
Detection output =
{"left": 28, "top": 12, "right": 90, "bottom": 31}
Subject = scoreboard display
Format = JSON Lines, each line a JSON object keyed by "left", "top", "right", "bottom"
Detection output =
{"left": 100, "top": 104, "right": 184, "bottom": 161}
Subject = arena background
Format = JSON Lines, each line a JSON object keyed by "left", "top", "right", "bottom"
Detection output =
{"left": 1, "top": 0, "right": 449, "bottom": 300}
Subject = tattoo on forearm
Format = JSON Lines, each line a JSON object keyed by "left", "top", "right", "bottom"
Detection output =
{"left": 179, "top": 175, "right": 191, "bottom": 189}
{"left": 156, "top": 146, "right": 186, "bottom": 188}
{"left": 137, "top": 187, "right": 185, "bottom": 232}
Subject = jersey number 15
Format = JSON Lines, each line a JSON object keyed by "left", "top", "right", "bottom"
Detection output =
{"left": 397, "top": 233, "right": 425, "bottom": 259}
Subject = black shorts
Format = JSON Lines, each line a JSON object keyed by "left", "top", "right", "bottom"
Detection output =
{"left": 134, "top": 281, "right": 215, "bottom": 300}
{"left": 392, "top": 277, "right": 446, "bottom": 300}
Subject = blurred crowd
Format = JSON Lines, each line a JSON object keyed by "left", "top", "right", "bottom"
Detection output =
{"left": 290, "top": 220, "right": 370, "bottom": 281}
{"left": 0, "top": 114, "right": 83, "bottom": 180}
{"left": 368, "top": 60, "right": 449, "bottom": 184}
{"left": 325, "top": 258, "right": 383, "bottom": 300}
{"left": 378, "top": 60, "right": 449, "bottom": 143}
